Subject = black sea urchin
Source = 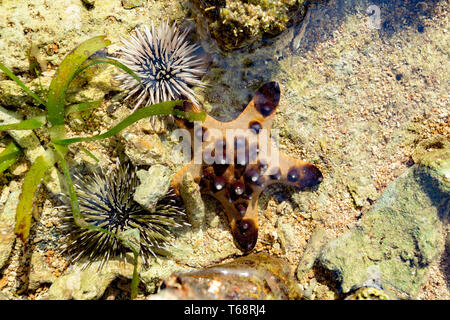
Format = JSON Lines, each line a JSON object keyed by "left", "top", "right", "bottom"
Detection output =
{"left": 114, "top": 21, "right": 206, "bottom": 111}
{"left": 59, "top": 161, "right": 187, "bottom": 269}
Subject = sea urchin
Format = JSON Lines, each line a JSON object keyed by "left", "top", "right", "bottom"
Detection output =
{"left": 59, "top": 161, "right": 187, "bottom": 269}
{"left": 114, "top": 20, "right": 206, "bottom": 111}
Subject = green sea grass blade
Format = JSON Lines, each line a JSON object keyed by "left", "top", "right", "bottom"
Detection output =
{"left": 0, "top": 61, "right": 47, "bottom": 107}
{"left": 74, "top": 57, "right": 142, "bottom": 85}
{"left": 14, "top": 154, "right": 53, "bottom": 241}
{"left": 65, "top": 101, "right": 102, "bottom": 116}
{"left": 0, "top": 115, "right": 46, "bottom": 131}
{"left": 53, "top": 100, "right": 206, "bottom": 146}
{"left": 79, "top": 147, "right": 99, "bottom": 162}
{"left": 46, "top": 35, "right": 111, "bottom": 128}
{"left": 0, "top": 142, "right": 22, "bottom": 174}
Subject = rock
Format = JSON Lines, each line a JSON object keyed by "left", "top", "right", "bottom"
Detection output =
{"left": 140, "top": 259, "right": 188, "bottom": 294}
{"left": 133, "top": 165, "right": 172, "bottom": 211}
{"left": 347, "top": 176, "right": 378, "bottom": 208}
{"left": 123, "top": 131, "right": 168, "bottom": 166}
{"left": 122, "top": 0, "right": 143, "bottom": 9}
{"left": 0, "top": 292, "right": 10, "bottom": 300}
{"left": 191, "top": 0, "right": 306, "bottom": 50}
{"left": 150, "top": 253, "right": 301, "bottom": 300}
{"left": 319, "top": 147, "right": 449, "bottom": 298}
{"left": 179, "top": 172, "right": 205, "bottom": 228}
{"left": 0, "top": 0, "right": 184, "bottom": 73}
{"left": 28, "top": 250, "right": 57, "bottom": 290}
{"left": 344, "top": 287, "right": 394, "bottom": 300}
{"left": 296, "top": 228, "right": 330, "bottom": 280}
{"left": 0, "top": 106, "right": 62, "bottom": 195}
{"left": 277, "top": 223, "right": 298, "bottom": 251}
{"left": 0, "top": 181, "right": 20, "bottom": 270}
{"left": 48, "top": 259, "right": 134, "bottom": 300}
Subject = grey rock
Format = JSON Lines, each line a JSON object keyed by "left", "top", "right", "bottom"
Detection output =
{"left": 28, "top": 250, "right": 57, "bottom": 290}
{"left": 179, "top": 172, "right": 205, "bottom": 228}
{"left": 319, "top": 147, "right": 449, "bottom": 298}
{"left": 122, "top": 0, "right": 143, "bottom": 9}
{"left": 0, "top": 181, "right": 20, "bottom": 270}
{"left": 48, "top": 259, "right": 134, "bottom": 300}
{"left": 133, "top": 165, "right": 172, "bottom": 211}
{"left": 296, "top": 228, "right": 330, "bottom": 280}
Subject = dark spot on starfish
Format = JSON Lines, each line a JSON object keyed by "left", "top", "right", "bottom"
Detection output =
{"left": 233, "top": 219, "right": 258, "bottom": 252}
{"left": 258, "top": 159, "right": 268, "bottom": 174}
{"left": 243, "top": 184, "right": 254, "bottom": 200}
{"left": 213, "top": 164, "right": 229, "bottom": 177}
{"left": 287, "top": 167, "right": 300, "bottom": 182}
{"left": 201, "top": 167, "right": 214, "bottom": 179}
{"left": 255, "top": 176, "right": 266, "bottom": 187}
{"left": 245, "top": 167, "right": 260, "bottom": 184}
{"left": 212, "top": 176, "right": 226, "bottom": 192}
{"left": 269, "top": 167, "right": 281, "bottom": 180}
{"left": 249, "top": 121, "right": 262, "bottom": 134}
{"left": 233, "top": 165, "right": 245, "bottom": 179}
{"left": 296, "top": 164, "right": 323, "bottom": 189}
{"left": 235, "top": 202, "right": 247, "bottom": 216}
{"left": 253, "top": 81, "right": 280, "bottom": 117}
{"left": 231, "top": 180, "right": 245, "bottom": 196}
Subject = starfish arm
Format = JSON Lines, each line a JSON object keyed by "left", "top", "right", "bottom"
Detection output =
{"left": 262, "top": 153, "right": 323, "bottom": 190}
{"left": 212, "top": 189, "right": 261, "bottom": 252}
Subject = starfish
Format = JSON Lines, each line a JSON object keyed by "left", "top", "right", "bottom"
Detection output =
{"left": 171, "top": 82, "right": 323, "bottom": 252}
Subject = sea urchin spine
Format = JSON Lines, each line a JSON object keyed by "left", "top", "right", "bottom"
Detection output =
{"left": 59, "top": 161, "right": 187, "bottom": 269}
{"left": 114, "top": 21, "right": 206, "bottom": 111}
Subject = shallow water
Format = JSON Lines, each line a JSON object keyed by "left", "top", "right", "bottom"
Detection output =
{"left": 0, "top": 0, "right": 448, "bottom": 300}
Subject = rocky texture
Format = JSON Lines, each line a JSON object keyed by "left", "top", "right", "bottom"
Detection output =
{"left": 179, "top": 172, "right": 205, "bottom": 228}
{"left": 0, "top": 0, "right": 448, "bottom": 300}
{"left": 191, "top": 0, "right": 305, "bottom": 50}
{"left": 133, "top": 165, "right": 172, "bottom": 211}
{"left": 122, "top": 130, "right": 170, "bottom": 166}
{"left": 28, "top": 250, "right": 57, "bottom": 290}
{"left": 48, "top": 259, "right": 134, "bottom": 300}
{"left": 344, "top": 287, "right": 394, "bottom": 300}
{"left": 0, "top": 107, "right": 62, "bottom": 195}
{"left": 0, "top": 181, "right": 20, "bottom": 270}
{"left": 150, "top": 253, "right": 301, "bottom": 299}
{"left": 296, "top": 228, "right": 329, "bottom": 280}
{"left": 121, "top": 0, "right": 143, "bottom": 10}
{"left": 0, "top": 0, "right": 185, "bottom": 73}
{"left": 319, "top": 146, "right": 449, "bottom": 298}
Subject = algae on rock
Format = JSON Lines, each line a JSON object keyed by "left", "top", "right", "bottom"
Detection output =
{"left": 191, "top": 0, "right": 305, "bottom": 50}
{"left": 319, "top": 146, "right": 449, "bottom": 298}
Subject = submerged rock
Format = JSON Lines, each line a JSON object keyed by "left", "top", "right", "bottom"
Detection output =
{"left": 28, "top": 250, "right": 57, "bottom": 290}
{"left": 48, "top": 259, "right": 134, "bottom": 300}
{"left": 319, "top": 146, "right": 449, "bottom": 298}
{"left": 149, "top": 253, "right": 301, "bottom": 300}
{"left": 133, "top": 165, "right": 172, "bottom": 211}
{"left": 191, "top": 0, "right": 305, "bottom": 50}
{"left": 179, "top": 172, "right": 205, "bottom": 228}
{"left": 344, "top": 287, "right": 395, "bottom": 300}
{"left": 296, "top": 228, "right": 330, "bottom": 280}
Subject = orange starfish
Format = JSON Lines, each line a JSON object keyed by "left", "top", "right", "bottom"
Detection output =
{"left": 171, "top": 82, "right": 323, "bottom": 252}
